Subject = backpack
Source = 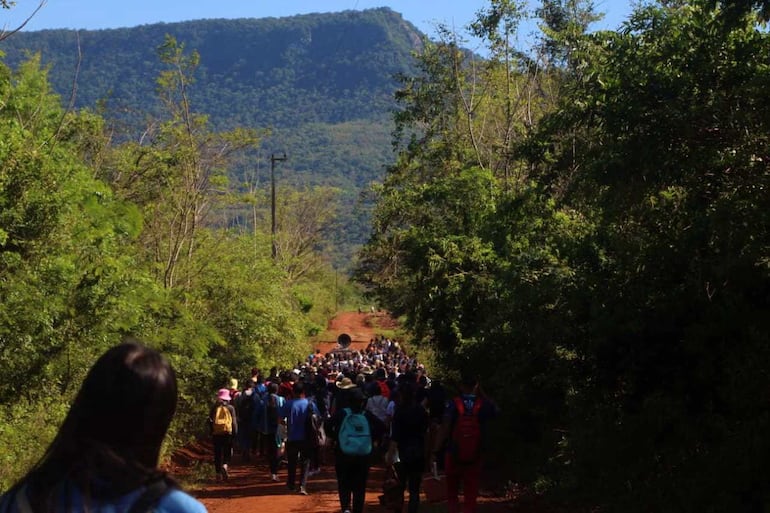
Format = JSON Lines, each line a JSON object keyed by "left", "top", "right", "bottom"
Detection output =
{"left": 338, "top": 408, "right": 372, "bottom": 456}
{"left": 127, "top": 478, "right": 173, "bottom": 513}
{"left": 212, "top": 404, "right": 233, "bottom": 435}
{"left": 237, "top": 390, "right": 254, "bottom": 422}
{"left": 305, "top": 403, "right": 327, "bottom": 447}
{"left": 266, "top": 394, "right": 279, "bottom": 427}
{"left": 377, "top": 380, "right": 390, "bottom": 399}
{"left": 451, "top": 397, "right": 482, "bottom": 464}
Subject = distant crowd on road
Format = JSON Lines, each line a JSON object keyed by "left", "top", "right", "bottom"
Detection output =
{"left": 209, "top": 333, "right": 498, "bottom": 513}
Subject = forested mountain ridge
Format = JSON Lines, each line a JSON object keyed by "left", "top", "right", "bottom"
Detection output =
{"left": 0, "top": 8, "right": 421, "bottom": 127}
{"left": 0, "top": 8, "right": 421, "bottom": 189}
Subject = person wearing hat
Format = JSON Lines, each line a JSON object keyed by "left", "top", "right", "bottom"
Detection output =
{"left": 209, "top": 388, "right": 238, "bottom": 480}
{"left": 328, "top": 387, "right": 385, "bottom": 513}
{"left": 331, "top": 376, "right": 357, "bottom": 416}
{"left": 227, "top": 378, "right": 241, "bottom": 404}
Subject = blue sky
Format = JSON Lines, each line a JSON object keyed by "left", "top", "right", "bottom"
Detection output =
{"left": 4, "top": 1, "right": 636, "bottom": 50}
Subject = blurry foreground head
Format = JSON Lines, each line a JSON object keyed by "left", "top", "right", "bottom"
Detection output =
{"left": 13, "top": 341, "right": 179, "bottom": 506}
{"left": 64, "top": 342, "right": 178, "bottom": 467}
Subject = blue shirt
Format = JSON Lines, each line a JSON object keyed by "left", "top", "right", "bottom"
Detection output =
{"left": 0, "top": 483, "right": 207, "bottom": 513}
{"left": 280, "top": 397, "right": 319, "bottom": 442}
{"left": 255, "top": 393, "right": 286, "bottom": 434}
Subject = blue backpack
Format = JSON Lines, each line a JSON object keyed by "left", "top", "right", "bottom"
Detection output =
{"left": 338, "top": 408, "right": 372, "bottom": 456}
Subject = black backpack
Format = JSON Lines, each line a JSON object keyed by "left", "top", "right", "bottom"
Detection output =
{"left": 305, "top": 401, "right": 327, "bottom": 447}
{"left": 266, "top": 394, "right": 279, "bottom": 427}
{"left": 237, "top": 391, "right": 255, "bottom": 422}
{"left": 128, "top": 478, "right": 172, "bottom": 513}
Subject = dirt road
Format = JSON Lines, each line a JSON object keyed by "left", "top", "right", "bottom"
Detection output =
{"left": 185, "top": 311, "right": 514, "bottom": 513}
{"left": 192, "top": 442, "right": 511, "bottom": 513}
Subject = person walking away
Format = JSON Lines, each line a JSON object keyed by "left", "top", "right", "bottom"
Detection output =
{"left": 305, "top": 394, "right": 326, "bottom": 475}
{"left": 0, "top": 342, "right": 206, "bottom": 513}
{"left": 227, "top": 378, "right": 241, "bottom": 405}
{"left": 251, "top": 375, "right": 268, "bottom": 458}
{"left": 331, "top": 376, "right": 357, "bottom": 415}
{"left": 435, "top": 374, "right": 498, "bottom": 513}
{"left": 364, "top": 384, "right": 389, "bottom": 458}
{"left": 209, "top": 388, "right": 238, "bottom": 480}
{"left": 329, "top": 387, "right": 384, "bottom": 513}
{"left": 424, "top": 380, "right": 447, "bottom": 471}
{"left": 280, "top": 381, "right": 318, "bottom": 495}
{"left": 387, "top": 382, "right": 429, "bottom": 513}
{"left": 278, "top": 371, "right": 295, "bottom": 399}
{"left": 374, "top": 368, "right": 391, "bottom": 400}
{"left": 257, "top": 382, "right": 285, "bottom": 481}
{"left": 236, "top": 380, "right": 256, "bottom": 461}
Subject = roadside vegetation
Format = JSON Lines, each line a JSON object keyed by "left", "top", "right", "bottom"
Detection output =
{"left": 357, "top": 1, "right": 770, "bottom": 511}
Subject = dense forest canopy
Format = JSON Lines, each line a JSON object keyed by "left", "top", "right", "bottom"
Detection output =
{"left": 0, "top": 8, "right": 421, "bottom": 128}
{"left": 357, "top": 0, "right": 769, "bottom": 511}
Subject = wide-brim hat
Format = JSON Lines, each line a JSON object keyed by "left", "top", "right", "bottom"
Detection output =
{"left": 217, "top": 388, "right": 232, "bottom": 401}
{"left": 336, "top": 377, "right": 356, "bottom": 390}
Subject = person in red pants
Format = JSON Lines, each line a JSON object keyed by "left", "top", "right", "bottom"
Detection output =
{"left": 435, "top": 374, "right": 498, "bottom": 513}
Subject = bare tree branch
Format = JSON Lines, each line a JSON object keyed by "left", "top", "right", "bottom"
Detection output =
{"left": 0, "top": 0, "right": 46, "bottom": 42}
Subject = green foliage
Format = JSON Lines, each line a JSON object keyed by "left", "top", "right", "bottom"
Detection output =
{"left": 0, "top": 32, "right": 351, "bottom": 489}
{"left": 534, "top": 2, "right": 770, "bottom": 509}
{"left": 359, "top": 0, "right": 769, "bottom": 510}
{"left": 0, "top": 9, "right": 421, "bottom": 268}
{"left": 0, "top": 399, "right": 69, "bottom": 491}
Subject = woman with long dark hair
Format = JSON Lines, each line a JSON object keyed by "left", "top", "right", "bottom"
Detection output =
{"left": 0, "top": 342, "right": 206, "bottom": 513}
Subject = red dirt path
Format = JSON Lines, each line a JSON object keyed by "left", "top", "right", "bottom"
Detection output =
{"left": 312, "top": 310, "right": 398, "bottom": 355}
{"left": 176, "top": 311, "right": 524, "bottom": 513}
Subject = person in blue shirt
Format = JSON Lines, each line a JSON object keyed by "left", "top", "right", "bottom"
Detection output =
{"left": 279, "top": 381, "right": 319, "bottom": 495}
{"left": 0, "top": 342, "right": 207, "bottom": 513}
{"left": 255, "top": 382, "right": 286, "bottom": 482}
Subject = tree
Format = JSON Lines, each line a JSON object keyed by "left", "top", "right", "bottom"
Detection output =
{"left": 0, "top": 1, "right": 45, "bottom": 41}
{"left": 273, "top": 185, "right": 340, "bottom": 283}
{"left": 357, "top": 3, "right": 588, "bottom": 483}
{"left": 105, "top": 35, "right": 259, "bottom": 290}
{"left": 528, "top": 1, "right": 770, "bottom": 509}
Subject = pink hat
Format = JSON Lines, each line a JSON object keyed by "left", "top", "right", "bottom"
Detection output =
{"left": 217, "top": 388, "right": 231, "bottom": 401}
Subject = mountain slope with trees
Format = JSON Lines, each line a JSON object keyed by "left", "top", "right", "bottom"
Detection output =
{"left": 0, "top": 9, "right": 423, "bottom": 266}
{"left": 0, "top": 8, "right": 421, "bottom": 130}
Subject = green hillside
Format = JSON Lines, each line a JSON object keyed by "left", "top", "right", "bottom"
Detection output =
{"left": 0, "top": 8, "right": 423, "bottom": 265}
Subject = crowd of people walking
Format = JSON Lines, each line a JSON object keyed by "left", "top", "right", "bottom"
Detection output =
{"left": 0, "top": 333, "right": 497, "bottom": 513}
{"left": 209, "top": 333, "right": 498, "bottom": 513}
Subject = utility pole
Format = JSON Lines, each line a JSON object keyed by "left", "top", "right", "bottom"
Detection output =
{"left": 270, "top": 152, "right": 287, "bottom": 260}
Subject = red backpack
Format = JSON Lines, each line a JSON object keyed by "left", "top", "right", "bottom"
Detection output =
{"left": 451, "top": 397, "right": 482, "bottom": 464}
{"left": 377, "top": 379, "right": 390, "bottom": 399}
